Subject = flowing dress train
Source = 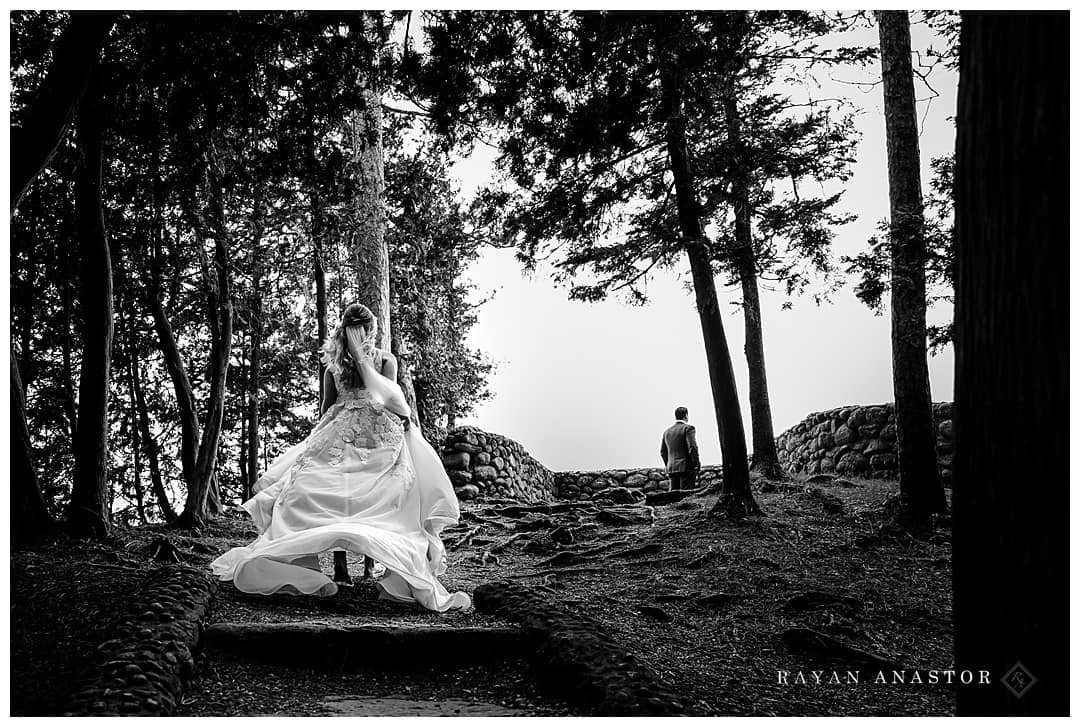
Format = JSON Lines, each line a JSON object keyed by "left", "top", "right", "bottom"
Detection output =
{"left": 210, "top": 369, "right": 471, "bottom": 611}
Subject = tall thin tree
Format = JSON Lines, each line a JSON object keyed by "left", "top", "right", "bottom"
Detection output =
{"left": 67, "top": 71, "right": 113, "bottom": 539}
{"left": 875, "top": 10, "right": 948, "bottom": 518}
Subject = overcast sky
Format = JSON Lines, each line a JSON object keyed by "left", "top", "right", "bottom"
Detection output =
{"left": 445, "top": 18, "right": 958, "bottom": 472}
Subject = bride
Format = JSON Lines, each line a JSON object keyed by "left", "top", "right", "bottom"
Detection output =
{"left": 211, "top": 303, "right": 471, "bottom": 612}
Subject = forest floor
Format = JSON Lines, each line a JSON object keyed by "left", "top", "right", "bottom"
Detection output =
{"left": 11, "top": 475, "right": 955, "bottom": 716}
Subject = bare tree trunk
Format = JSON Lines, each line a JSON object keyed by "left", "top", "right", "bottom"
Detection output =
{"left": 307, "top": 128, "right": 330, "bottom": 403}
{"left": 147, "top": 232, "right": 200, "bottom": 501}
{"left": 721, "top": 87, "right": 784, "bottom": 479}
{"left": 11, "top": 352, "right": 57, "bottom": 547}
{"left": 176, "top": 156, "right": 234, "bottom": 528}
{"left": 67, "top": 72, "right": 112, "bottom": 540}
{"left": 349, "top": 79, "right": 391, "bottom": 350}
{"left": 10, "top": 11, "right": 117, "bottom": 209}
{"left": 876, "top": 10, "right": 948, "bottom": 518}
{"left": 129, "top": 329, "right": 176, "bottom": 522}
{"left": 119, "top": 302, "right": 147, "bottom": 525}
{"left": 953, "top": 11, "right": 1068, "bottom": 716}
{"left": 661, "top": 63, "right": 757, "bottom": 519}
{"left": 245, "top": 209, "right": 266, "bottom": 503}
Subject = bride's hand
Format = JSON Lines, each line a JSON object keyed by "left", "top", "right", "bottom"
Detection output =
{"left": 345, "top": 327, "right": 373, "bottom": 366}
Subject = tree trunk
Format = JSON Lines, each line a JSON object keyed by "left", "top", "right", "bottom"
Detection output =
{"left": 129, "top": 330, "right": 176, "bottom": 522}
{"left": 147, "top": 238, "right": 200, "bottom": 501}
{"left": 176, "top": 157, "right": 234, "bottom": 528}
{"left": 876, "top": 10, "right": 948, "bottom": 517}
{"left": 661, "top": 65, "right": 757, "bottom": 519}
{"left": 349, "top": 79, "right": 391, "bottom": 349}
{"left": 11, "top": 352, "right": 57, "bottom": 547}
{"left": 245, "top": 222, "right": 265, "bottom": 503}
{"left": 721, "top": 89, "right": 784, "bottom": 479}
{"left": 308, "top": 128, "right": 330, "bottom": 402}
{"left": 10, "top": 11, "right": 117, "bottom": 209}
{"left": 953, "top": 11, "right": 1068, "bottom": 716}
{"left": 67, "top": 72, "right": 112, "bottom": 540}
{"left": 119, "top": 302, "right": 147, "bottom": 525}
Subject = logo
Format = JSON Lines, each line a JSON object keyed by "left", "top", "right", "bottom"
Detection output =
{"left": 1000, "top": 662, "right": 1037, "bottom": 699}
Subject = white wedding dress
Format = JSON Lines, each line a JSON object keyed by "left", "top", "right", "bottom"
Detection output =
{"left": 210, "top": 361, "right": 471, "bottom": 612}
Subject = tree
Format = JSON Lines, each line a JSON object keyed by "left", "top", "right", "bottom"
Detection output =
{"left": 11, "top": 357, "right": 57, "bottom": 546}
{"left": 952, "top": 11, "right": 1068, "bottom": 716}
{"left": 66, "top": 70, "right": 113, "bottom": 539}
{"left": 10, "top": 11, "right": 117, "bottom": 209}
{"left": 416, "top": 11, "right": 864, "bottom": 514}
{"left": 874, "top": 10, "right": 948, "bottom": 518}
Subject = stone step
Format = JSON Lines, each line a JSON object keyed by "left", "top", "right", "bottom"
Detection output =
{"left": 318, "top": 695, "right": 531, "bottom": 716}
{"left": 203, "top": 622, "right": 525, "bottom": 668}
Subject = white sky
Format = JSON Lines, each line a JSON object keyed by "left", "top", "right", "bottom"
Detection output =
{"left": 445, "top": 19, "right": 958, "bottom": 472}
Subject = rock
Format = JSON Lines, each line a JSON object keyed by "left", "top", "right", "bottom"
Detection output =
{"left": 819, "top": 457, "right": 835, "bottom": 473}
{"left": 858, "top": 424, "right": 880, "bottom": 438}
{"left": 453, "top": 442, "right": 483, "bottom": 454}
{"left": 833, "top": 425, "right": 855, "bottom": 446}
{"left": 456, "top": 485, "right": 480, "bottom": 501}
{"left": 442, "top": 451, "right": 471, "bottom": 470}
{"left": 474, "top": 452, "right": 491, "bottom": 466}
{"left": 847, "top": 409, "right": 866, "bottom": 429}
{"left": 472, "top": 465, "right": 498, "bottom": 482}
{"left": 938, "top": 420, "right": 953, "bottom": 439}
{"left": 448, "top": 470, "right": 472, "bottom": 486}
{"left": 869, "top": 454, "right": 897, "bottom": 470}
{"left": 863, "top": 439, "right": 892, "bottom": 456}
{"left": 837, "top": 453, "right": 869, "bottom": 475}
{"left": 880, "top": 423, "right": 897, "bottom": 442}
{"left": 638, "top": 605, "right": 674, "bottom": 622}
{"left": 592, "top": 486, "right": 645, "bottom": 505}
{"left": 493, "top": 456, "right": 506, "bottom": 470}
{"left": 866, "top": 406, "right": 888, "bottom": 424}
{"left": 624, "top": 473, "right": 649, "bottom": 488}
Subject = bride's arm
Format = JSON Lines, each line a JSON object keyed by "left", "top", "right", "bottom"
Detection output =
{"left": 320, "top": 368, "right": 338, "bottom": 416}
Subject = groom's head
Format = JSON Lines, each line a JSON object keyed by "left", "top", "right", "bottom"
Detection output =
{"left": 674, "top": 406, "right": 688, "bottom": 422}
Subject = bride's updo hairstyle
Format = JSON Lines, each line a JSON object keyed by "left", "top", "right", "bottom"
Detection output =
{"left": 321, "top": 303, "right": 376, "bottom": 389}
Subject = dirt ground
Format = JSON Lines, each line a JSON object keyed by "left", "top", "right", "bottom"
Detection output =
{"left": 10, "top": 475, "right": 955, "bottom": 716}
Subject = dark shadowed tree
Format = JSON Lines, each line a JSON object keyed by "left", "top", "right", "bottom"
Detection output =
{"left": 66, "top": 71, "right": 113, "bottom": 539}
{"left": 874, "top": 10, "right": 948, "bottom": 518}
{"left": 952, "top": 11, "right": 1068, "bottom": 717}
{"left": 10, "top": 11, "right": 117, "bottom": 209}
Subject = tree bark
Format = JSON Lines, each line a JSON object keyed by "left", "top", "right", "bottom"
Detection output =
{"left": 721, "top": 89, "right": 784, "bottom": 479}
{"left": 953, "top": 11, "right": 1068, "bottom": 716}
{"left": 11, "top": 352, "right": 57, "bottom": 547}
{"left": 875, "top": 10, "right": 948, "bottom": 517}
{"left": 147, "top": 234, "right": 200, "bottom": 502}
{"left": 176, "top": 157, "right": 234, "bottom": 528}
{"left": 129, "top": 331, "right": 176, "bottom": 522}
{"left": 67, "top": 72, "right": 112, "bottom": 540}
{"left": 307, "top": 127, "right": 330, "bottom": 403}
{"left": 10, "top": 11, "right": 117, "bottom": 209}
{"left": 349, "top": 79, "right": 391, "bottom": 349}
{"left": 245, "top": 208, "right": 266, "bottom": 503}
{"left": 661, "top": 63, "right": 758, "bottom": 519}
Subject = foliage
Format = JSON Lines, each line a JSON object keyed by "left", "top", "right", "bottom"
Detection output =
{"left": 11, "top": 11, "right": 493, "bottom": 521}
{"left": 844, "top": 154, "right": 955, "bottom": 353}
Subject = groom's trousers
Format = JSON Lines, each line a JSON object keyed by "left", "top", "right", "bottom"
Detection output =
{"left": 669, "top": 469, "right": 697, "bottom": 491}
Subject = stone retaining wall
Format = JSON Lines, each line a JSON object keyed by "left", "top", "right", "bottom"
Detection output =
{"left": 65, "top": 565, "right": 217, "bottom": 716}
{"left": 441, "top": 426, "right": 558, "bottom": 503}
{"left": 553, "top": 466, "right": 722, "bottom": 501}
{"left": 441, "top": 426, "right": 722, "bottom": 503}
{"left": 775, "top": 402, "right": 954, "bottom": 482}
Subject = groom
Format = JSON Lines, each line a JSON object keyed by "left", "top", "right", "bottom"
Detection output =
{"left": 661, "top": 406, "right": 700, "bottom": 491}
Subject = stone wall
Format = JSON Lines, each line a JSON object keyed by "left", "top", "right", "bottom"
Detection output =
{"left": 553, "top": 466, "right": 722, "bottom": 501}
{"left": 441, "top": 425, "right": 722, "bottom": 503}
{"left": 775, "top": 402, "right": 954, "bottom": 482}
{"left": 441, "top": 426, "right": 558, "bottom": 502}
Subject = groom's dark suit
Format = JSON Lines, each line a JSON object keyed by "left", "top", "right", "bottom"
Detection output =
{"left": 661, "top": 419, "right": 701, "bottom": 491}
